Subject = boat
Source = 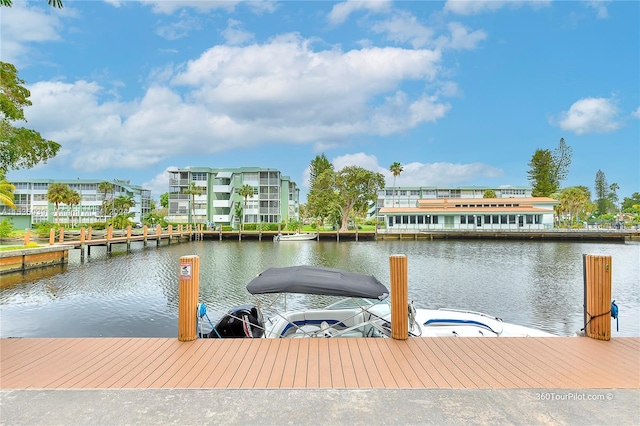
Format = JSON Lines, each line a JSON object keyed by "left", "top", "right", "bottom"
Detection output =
{"left": 200, "top": 265, "right": 557, "bottom": 339}
{"left": 273, "top": 232, "right": 317, "bottom": 241}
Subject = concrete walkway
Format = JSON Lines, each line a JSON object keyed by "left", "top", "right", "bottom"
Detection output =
{"left": 2, "top": 389, "right": 638, "bottom": 425}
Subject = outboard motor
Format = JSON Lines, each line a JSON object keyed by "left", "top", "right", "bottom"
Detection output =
{"left": 206, "top": 304, "right": 264, "bottom": 338}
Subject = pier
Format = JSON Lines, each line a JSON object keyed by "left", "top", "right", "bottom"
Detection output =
{"left": 1, "top": 337, "right": 638, "bottom": 390}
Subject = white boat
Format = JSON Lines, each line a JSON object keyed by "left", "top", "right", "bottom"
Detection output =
{"left": 201, "top": 266, "right": 557, "bottom": 339}
{"left": 274, "top": 233, "right": 317, "bottom": 241}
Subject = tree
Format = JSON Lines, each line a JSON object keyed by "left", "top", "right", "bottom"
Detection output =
{"left": 159, "top": 192, "right": 169, "bottom": 209}
{"left": 238, "top": 184, "right": 254, "bottom": 231}
{"left": 608, "top": 182, "right": 619, "bottom": 209}
{"left": 621, "top": 193, "right": 640, "bottom": 213}
{"left": 557, "top": 186, "right": 589, "bottom": 225}
{"left": 306, "top": 154, "right": 336, "bottom": 225}
{"left": 389, "top": 162, "right": 403, "bottom": 207}
{"left": 113, "top": 195, "right": 135, "bottom": 215}
{"left": 47, "top": 183, "right": 68, "bottom": 225}
{"left": 98, "top": 181, "right": 114, "bottom": 218}
{"left": 233, "top": 202, "right": 243, "bottom": 229}
{"left": 66, "top": 189, "right": 81, "bottom": 228}
{"left": 483, "top": 189, "right": 497, "bottom": 198}
{"left": 334, "top": 166, "right": 385, "bottom": 232}
{"left": 527, "top": 138, "right": 572, "bottom": 197}
{"left": 0, "top": 62, "right": 61, "bottom": 173}
{"left": 527, "top": 149, "right": 557, "bottom": 196}
{"left": 551, "top": 138, "right": 572, "bottom": 189}
{"left": 0, "top": 0, "right": 63, "bottom": 7}
{"left": 183, "top": 182, "right": 202, "bottom": 225}
{"left": 0, "top": 173, "right": 16, "bottom": 209}
{"left": 594, "top": 170, "right": 609, "bottom": 215}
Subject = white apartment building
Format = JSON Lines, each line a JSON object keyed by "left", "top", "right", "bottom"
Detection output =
{"left": 166, "top": 167, "right": 300, "bottom": 228}
{"left": 0, "top": 179, "right": 151, "bottom": 228}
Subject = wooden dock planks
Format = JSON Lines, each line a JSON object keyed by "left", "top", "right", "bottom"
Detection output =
{"left": 1, "top": 337, "right": 638, "bottom": 390}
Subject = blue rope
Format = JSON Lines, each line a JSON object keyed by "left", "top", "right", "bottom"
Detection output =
{"left": 611, "top": 300, "right": 619, "bottom": 332}
{"left": 197, "top": 303, "right": 221, "bottom": 338}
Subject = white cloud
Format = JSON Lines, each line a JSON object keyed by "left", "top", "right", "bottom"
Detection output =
{"left": 371, "top": 10, "right": 434, "bottom": 48}
{"left": 371, "top": 12, "right": 485, "bottom": 52}
{"left": 221, "top": 19, "right": 255, "bottom": 46}
{"left": 632, "top": 107, "right": 640, "bottom": 119}
{"left": 246, "top": 0, "right": 279, "bottom": 15}
{"left": 444, "top": 0, "right": 551, "bottom": 16}
{"left": 301, "top": 153, "right": 503, "bottom": 189}
{"left": 142, "top": 166, "right": 178, "bottom": 198}
{"left": 141, "top": 0, "right": 240, "bottom": 15}
{"left": 24, "top": 35, "right": 452, "bottom": 174}
{"left": 0, "top": 2, "right": 67, "bottom": 66}
{"left": 103, "top": 0, "right": 122, "bottom": 7}
{"left": 155, "top": 13, "right": 202, "bottom": 40}
{"left": 328, "top": 0, "right": 392, "bottom": 26}
{"left": 586, "top": 0, "right": 610, "bottom": 19}
{"left": 436, "top": 22, "right": 487, "bottom": 50}
{"left": 553, "top": 97, "right": 621, "bottom": 135}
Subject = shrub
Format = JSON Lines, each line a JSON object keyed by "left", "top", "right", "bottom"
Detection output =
{"left": 243, "top": 223, "right": 257, "bottom": 231}
{"left": 221, "top": 225, "right": 233, "bottom": 231}
{"left": 0, "top": 218, "right": 14, "bottom": 238}
{"left": 34, "top": 222, "right": 56, "bottom": 238}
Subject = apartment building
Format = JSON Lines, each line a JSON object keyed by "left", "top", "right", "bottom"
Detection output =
{"left": 0, "top": 179, "right": 152, "bottom": 228}
{"left": 166, "top": 167, "right": 300, "bottom": 228}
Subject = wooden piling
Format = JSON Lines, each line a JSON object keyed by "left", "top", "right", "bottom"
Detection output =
{"left": 58, "top": 227, "right": 64, "bottom": 243}
{"left": 583, "top": 254, "right": 612, "bottom": 340}
{"left": 79, "top": 228, "right": 86, "bottom": 261}
{"left": 24, "top": 229, "right": 30, "bottom": 245}
{"left": 178, "top": 255, "right": 200, "bottom": 341}
{"left": 49, "top": 228, "right": 55, "bottom": 245}
{"left": 389, "top": 254, "right": 408, "bottom": 340}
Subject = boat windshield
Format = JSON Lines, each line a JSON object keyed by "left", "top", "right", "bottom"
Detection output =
{"left": 325, "top": 297, "right": 390, "bottom": 310}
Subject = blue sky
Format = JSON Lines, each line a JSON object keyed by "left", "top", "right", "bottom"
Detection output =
{"left": 3, "top": 0, "right": 639, "bottom": 201}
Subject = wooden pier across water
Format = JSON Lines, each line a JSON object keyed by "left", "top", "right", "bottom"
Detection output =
{"left": 1, "top": 337, "right": 638, "bottom": 390}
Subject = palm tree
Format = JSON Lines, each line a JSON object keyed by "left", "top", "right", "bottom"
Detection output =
{"left": 66, "top": 189, "right": 81, "bottom": 228}
{"left": 183, "top": 182, "right": 203, "bottom": 225}
{"left": 389, "top": 162, "right": 403, "bottom": 207}
{"left": 98, "top": 181, "right": 114, "bottom": 219}
{"left": 0, "top": 175, "right": 16, "bottom": 209}
{"left": 47, "top": 183, "right": 69, "bottom": 225}
{"left": 238, "top": 184, "right": 255, "bottom": 231}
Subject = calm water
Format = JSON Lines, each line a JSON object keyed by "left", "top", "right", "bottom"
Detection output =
{"left": 1, "top": 239, "right": 638, "bottom": 338}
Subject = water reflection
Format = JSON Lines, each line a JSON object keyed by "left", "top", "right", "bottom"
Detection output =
{"left": 1, "top": 239, "right": 638, "bottom": 338}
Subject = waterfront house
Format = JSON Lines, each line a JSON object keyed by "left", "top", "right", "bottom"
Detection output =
{"left": 380, "top": 197, "right": 559, "bottom": 231}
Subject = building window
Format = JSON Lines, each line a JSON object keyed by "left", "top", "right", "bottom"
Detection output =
{"left": 409, "top": 215, "right": 416, "bottom": 224}
{"left": 508, "top": 215, "right": 516, "bottom": 224}
{"left": 460, "top": 216, "right": 466, "bottom": 225}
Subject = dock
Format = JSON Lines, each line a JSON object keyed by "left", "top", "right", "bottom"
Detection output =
{"left": 2, "top": 337, "right": 638, "bottom": 390}
{"left": 2, "top": 336, "right": 638, "bottom": 424}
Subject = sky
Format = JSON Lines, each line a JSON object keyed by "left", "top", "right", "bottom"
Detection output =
{"left": 2, "top": 0, "right": 639, "bottom": 202}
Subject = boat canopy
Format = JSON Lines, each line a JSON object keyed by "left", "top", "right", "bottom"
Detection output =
{"left": 246, "top": 266, "right": 390, "bottom": 300}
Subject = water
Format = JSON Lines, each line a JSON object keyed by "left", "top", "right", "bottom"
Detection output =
{"left": 1, "top": 240, "right": 638, "bottom": 338}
